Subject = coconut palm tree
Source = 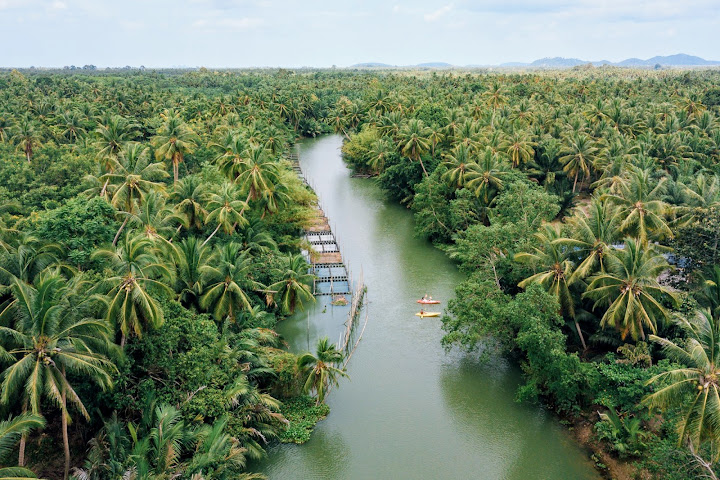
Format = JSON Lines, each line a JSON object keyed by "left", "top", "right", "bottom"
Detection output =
{"left": 200, "top": 243, "right": 260, "bottom": 323}
{"left": 560, "top": 133, "right": 598, "bottom": 192}
{"left": 266, "top": 254, "right": 314, "bottom": 315}
{"left": 203, "top": 183, "right": 249, "bottom": 246}
{"left": 11, "top": 117, "right": 41, "bottom": 163}
{"left": 0, "top": 273, "right": 115, "bottom": 479}
{"left": 465, "top": 148, "right": 508, "bottom": 206}
{"left": 482, "top": 83, "right": 508, "bottom": 129}
{"left": 398, "top": 118, "right": 431, "bottom": 177}
{"left": 297, "top": 337, "right": 347, "bottom": 405}
{"left": 102, "top": 143, "right": 167, "bottom": 211}
{"left": 367, "top": 137, "right": 394, "bottom": 174}
{"left": 170, "top": 175, "right": 209, "bottom": 231}
{"left": 171, "top": 236, "right": 209, "bottom": 310}
{"left": 515, "top": 224, "right": 587, "bottom": 350}
{"left": 0, "top": 413, "right": 45, "bottom": 479}
{"left": 213, "top": 133, "right": 250, "bottom": 182}
{"left": 442, "top": 143, "right": 477, "bottom": 189}
{"left": 603, "top": 166, "right": 672, "bottom": 244}
{"left": 697, "top": 266, "right": 720, "bottom": 320}
{"left": 555, "top": 197, "right": 620, "bottom": 282}
{"left": 502, "top": 131, "right": 536, "bottom": 168}
{"left": 152, "top": 111, "right": 199, "bottom": 183}
{"left": 644, "top": 309, "right": 720, "bottom": 465}
{"left": 0, "top": 234, "right": 63, "bottom": 286}
{"left": 92, "top": 235, "right": 171, "bottom": 347}
{"left": 583, "top": 239, "right": 679, "bottom": 341}
{"left": 235, "top": 146, "right": 279, "bottom": 205}
{"left": 237, "top": 219, "right": 277, "bottom": 255}
{"left": 128, "top": 191, "right": 187, "bottom": 248}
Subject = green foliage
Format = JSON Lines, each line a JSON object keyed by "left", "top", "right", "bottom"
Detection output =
{"left": 278, "top": 396, "right": 330, "bottom": 444}
{"left": 29, "top": 196, "right": 118, "bottom": 268}
{"left": 595, "top": 407, "right": 650, "bottom": 458}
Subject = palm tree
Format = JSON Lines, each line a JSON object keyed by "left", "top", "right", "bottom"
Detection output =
{"left": 103, "top": 143, "right": 168, "bottom": 211}
{"left": 515, "top": 224, "right": 587, "bottom": 350}
{"left": 555, "top": 197, "right": 620, "bottom": 282}
{"left": 482, "top": 83, "right": 508, "bottom": 129}
{"left": 94, "top": 115, "right": 138, "bottom": 164}
{"left": 235, "top": 145, "right": 279, "bottom": 205}
{"left": 367, "top": 137, "right": 394, "bottom": 174}
{"left": 152, "top": 111, "right": 199, "bottom": 183}
{"left": 0, "top": 273, "right": 115, "bottom": 479}
{"left": 237, "top": 219, "right": 277, "bottom": 255}
{"left": 11, "top": 117, "right": 41, "bottom": 163}
{"left": 297, "top": 337, "right": 348, "bottom": 405}
{"left": 697, "top": 265, "right": 720, "bottom": 320}
{"left": 92, "top": 235, "right": 171, "bottom": 347}
{"left": 213, "top": 133, "right": 249, "bottom": 182}
{"left": 203, "top": 183, "right": 249, "bottom": 246}
{"left": 644, "top": 309, "right": 720, "bottom": 465}
{"left": 584, "top": 239, "right": 680, "bottom": 341}
{"left": 560, "top": 133, "right": 598, "bottom": 192}
{"left": 170, "top": 175, "right": 209, "bottom": 231}
{"left": 200, "top": 243, "right": 260, "bottom": 323}
{"left": 398, "top": 119, "right": 431, "bottom": 177}
{"left": 98, "top": 143, "right": 169, "bottom": 244}
{"left": 266, "top": 254, "right": 314, "bottom": 315}
{"left": 442, "top": 144, "right": 477, "bottom": 189}
{"left": 75, "top": 404, "right": 260, "bottom": 480}
{"left": 0, "top": 234, "right": 63, "bottom": 286}
{"left": 465, "top": 148, "right": 508, "bottom": 205}
{"left": 603, "top": 166, "right": 672, "bottom": 244}
{"left": 56, "top": 109, "right": 87, "bottom": 143}
{"left": 502, "top": 131, "right": 536, "bottom": 168}
{"left": 128, "top": 191, "right": 187, "bottom": 247}
{"left": 0, "top": 413, "right": 45, "bottom": 480}
{"left": 172, "top": 236, "right": 209, "bottom": 310}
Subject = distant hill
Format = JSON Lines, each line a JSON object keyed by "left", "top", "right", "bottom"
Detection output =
{"left": 350, "top": 62, "right": 394, "bottom": 68}
{"left": 616, "top": 54, "right": 720, "bottom": 67}
{"left": 350, "top": 54, "right": 720, "bottom": 69}
{"left": 530, "top": 57, "right": 586, "bottom": 68}
{"left": 416, "top": 62, "right": 453, "bottom": 68}
{"left": 519, "top": 54, "right": 720, "bottom": 68}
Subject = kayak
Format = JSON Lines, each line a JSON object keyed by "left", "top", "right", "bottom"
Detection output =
{"left": 417, "top": 299, "right": 441, "bottom": 304}
{"left": 415, "top": 312, "right": 441, "bottom": 318}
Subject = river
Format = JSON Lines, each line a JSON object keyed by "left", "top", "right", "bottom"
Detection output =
{"left": 258, "top": 135, "right": 599, "bottom": 479}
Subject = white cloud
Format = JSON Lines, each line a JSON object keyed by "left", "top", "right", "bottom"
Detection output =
{"left": 50, "top": 1, "right": 66, "bottom": 10}
{"left": 424, "top": 3, "right": 453, "bottom": 22}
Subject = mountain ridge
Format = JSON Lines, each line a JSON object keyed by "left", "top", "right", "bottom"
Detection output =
{"left": 350, "top": 54, "right": 720, "bottom": 69}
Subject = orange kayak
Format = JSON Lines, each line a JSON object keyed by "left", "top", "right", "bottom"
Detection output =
{"left": 417, "top": 299, "right": 441, "bottom": 304}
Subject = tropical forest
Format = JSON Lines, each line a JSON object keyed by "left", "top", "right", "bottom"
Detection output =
{"left": 0, "top": 66, "right": 720, "bottom": 480}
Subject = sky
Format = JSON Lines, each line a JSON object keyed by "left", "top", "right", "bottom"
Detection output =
{"left": 1, "top": 0, "right": 719, "bottom": 68}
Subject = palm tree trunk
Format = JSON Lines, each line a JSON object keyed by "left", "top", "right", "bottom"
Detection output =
{"left": 202, "top": 223, "right": 222, "bottom": 246}
{"left": 418, "top": 157, "right": 452, "bottom": 235}
{"left": 62, "top": 369, "right": 70, "bottom": 480}
{"left": 574, "top": 318, "right": 587, "bottom": 351}
{"left": 572, "top": 171, "right": 579, "bottom": 193}
{"left": 18, "top": 400, "right": 28, "bottom": 466}
{"left": 113, "top": 216, "right": 130, "bottom": 246}
{"left": 100, "top": 178, "right": 110, "bottom": 197}
{"left": 120, "top": 332, "right": 126, "bottom": 349}
{"left": 173, "top": 158, "right": 179, "bottom": 184}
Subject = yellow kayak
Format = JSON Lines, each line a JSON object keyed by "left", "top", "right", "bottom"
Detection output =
{"left": 415, "top": 312, "right": 440, "bottom": 318}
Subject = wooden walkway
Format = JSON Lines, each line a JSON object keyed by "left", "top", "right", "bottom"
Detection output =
{"left": 290, "top": 152, "right": 352, "bottom": 297}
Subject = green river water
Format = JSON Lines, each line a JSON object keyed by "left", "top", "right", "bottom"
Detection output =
{"left": 258, "top": 135, "right": 599, "bottom": 479}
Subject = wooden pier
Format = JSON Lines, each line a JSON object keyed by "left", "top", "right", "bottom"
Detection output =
{"left": 290, "top": 151, "right": 352, "bottom": 297}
